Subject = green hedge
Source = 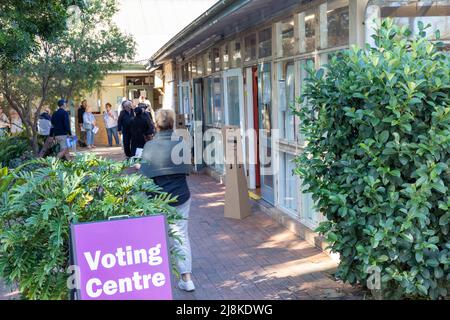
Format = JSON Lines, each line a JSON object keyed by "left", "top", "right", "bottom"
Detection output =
{"left": 0, "top": 154, "right": 181, "bottom": 299}
{"left": 293, "top": 20, "right": 449, "bottom": 299}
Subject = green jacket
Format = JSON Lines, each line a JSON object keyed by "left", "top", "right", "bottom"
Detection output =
{"left": 139, "top": 130, "right": 191, "bottom": 179}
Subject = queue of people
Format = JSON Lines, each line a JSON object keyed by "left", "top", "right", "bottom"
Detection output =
{"left": 118, "top": 99, "right": 155, "bottom": 159}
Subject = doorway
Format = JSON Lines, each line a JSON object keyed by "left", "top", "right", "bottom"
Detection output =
{"left": 223, "top": 69, "right": 246, "bottom": 171}
{"left": 245, "top": 66, "right": 261, "bottom": 194}
{"left": 257, "top": 63, "right": 274, "bottom": 205}
{"left": 193, "top": 78, "right": 205, "bottom": 172}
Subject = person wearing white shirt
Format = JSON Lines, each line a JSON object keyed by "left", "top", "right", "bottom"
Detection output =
{"left": 103, "top": 103, "right": 120, "bottom": 147}
{"left": 83, "top": 106, "right": 97, "bottom": 149}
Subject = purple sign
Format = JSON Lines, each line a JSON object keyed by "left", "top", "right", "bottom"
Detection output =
{"left": 70, "top": 215, "right": 173, "bottom": 300}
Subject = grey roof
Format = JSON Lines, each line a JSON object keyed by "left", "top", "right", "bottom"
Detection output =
{"left": 150, "top": 0, "right": 310, "bottom": 64}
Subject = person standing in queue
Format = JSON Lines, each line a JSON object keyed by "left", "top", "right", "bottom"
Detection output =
{"left": 130, "top": 105, "right": 155, "bottom": 157}
{"left": 118, "top": 100, "right": 134, "bottom": 159}
{"left": 77, "top": 100, "right": 87, "bottom": 148}
{"left": 103, "top": 103, "right": 120, "bottom": 147}
{"left": 50, "top": 99, "right": 72, "bottom": 160}
{"left": 139, "top": 109, "right": 195, "bottom": 292}
{"left": 37, "top": 108, "right": 53, "bottom": 157}
{"left": 83, "top": 106, "right": 97, "bottom": 149}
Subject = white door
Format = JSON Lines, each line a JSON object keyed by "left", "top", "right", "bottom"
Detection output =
{"left": 223, "top": 69, "right": 246, "bottom": 171}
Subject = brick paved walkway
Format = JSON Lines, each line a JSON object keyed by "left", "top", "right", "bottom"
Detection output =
{"left": 171, "top": 173, "right": 361, "bottom": 300}
{"left": 0, "top": 147, "right": 362, "bottom": 300}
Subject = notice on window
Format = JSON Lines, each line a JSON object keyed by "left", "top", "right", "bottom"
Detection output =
{"left": 70, "top": 215, "right": 173, "bottom": 300}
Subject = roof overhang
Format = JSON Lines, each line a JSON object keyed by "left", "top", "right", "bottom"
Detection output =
{"left": 149, "top": 0, "right": 310, "bottom": 66}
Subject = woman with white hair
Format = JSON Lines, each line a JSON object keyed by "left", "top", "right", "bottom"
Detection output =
{"left": 139, "top": 109, "right": 195, "bottom": 292}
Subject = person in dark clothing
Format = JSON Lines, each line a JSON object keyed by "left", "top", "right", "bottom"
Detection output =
{"left": 130, "top": 106, "right": 155, "bottom": 157}
{"left": 77, "top": 100, "right": 87, "bottom": 147}
{"left": 137, "top": 102, "right": 154, "bottom": 125}
{"left": 50, "top": 99, "right": 72, "bottom": 160}
{"left": 139, "top": 109, "right": 194, "bottom": 292}
{"left": 118, "top": 100, "right": 134, "bottom": 158}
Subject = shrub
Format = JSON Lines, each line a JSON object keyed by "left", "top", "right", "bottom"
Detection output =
{"left": 0, "top": 154, "right": 181, "bottom": 299}
{"left": 0, "top": 133, "right": 32, "bottom": 168}
{"left": 293, "top": 19, "right": 449, "bottom": 299}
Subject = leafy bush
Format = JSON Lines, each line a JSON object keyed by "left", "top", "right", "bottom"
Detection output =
{"left": 293, "top": 20, "right": 449, "bottom": 299}
{"left": 0, "top": 133, "right": 32, "bottom": 168}
{"left": 0, "top": 154, "right": 181, "bottom": 299}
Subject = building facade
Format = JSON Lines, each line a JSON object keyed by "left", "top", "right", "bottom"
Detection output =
{"left": 148, "top": 0, "right": 450, "bottom": 248}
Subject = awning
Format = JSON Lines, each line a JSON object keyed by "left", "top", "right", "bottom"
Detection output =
{"left": 150, "top": 0, "right": 310, "bottom": 65}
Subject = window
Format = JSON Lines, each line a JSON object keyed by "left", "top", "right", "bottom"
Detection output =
{"left": 299, "top": 59, "right": 315, "bottom": 144}
{"left": 213, "top": 47, "right": 221, "bottom": 73}
{"left": 181, "top": 64, "right": 190, "bottom": 82}
{"left": 197, "top": 55, "right": 204, "bottom": 77}
{"left": 213, "top": 76, "right": 223, "bottom": 124}
{"left": 204, "top": 77, "right": 213, "bottom": 124}
{"left": 327, "top": 0, "right": 349, "bottom": 48}
{"left": 300, "top": 186, "right": 318, "bottom": 228}
{"left": 232, "top": 39, "right": 242, "bottom": 67}
{"left": 222, "top": 43, "right": 230, "bottom": 70}
{"left": 305, "top": 10, "right": 316, "bottom": 52}
{"left": 180, "top": 84, "right": 190, "bottom": 115}
{"left": 244, "top": 34, "right": 257, "bottom": 62}
{"left": 259, "top": 27, "right": 272, "bottom": 58}
{"left": 280, "top": 152, "right": 298, "bottom": 213}
{"left": 126, "top": 76, "right": 149, "bottom": 86}
{"left": 366, "top": 0, "right": 450, "bottom": 42}
{"left": 226, "top": 76, "right": 240, "bottom": 126}
{"left": 205, "top": 51, "right": 212, "bottom": 75}
{"left": 191, "top": 60, "right": 197, "bottom": 77}
{"left": 281, "top": 18, "right": 295, "bottom": 56}
{"left": 279, "top": 62, "right": 297, "bottom": 141}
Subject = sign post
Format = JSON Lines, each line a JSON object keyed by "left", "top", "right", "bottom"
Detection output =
{"left": 70, "top": 215, "right": 173, "bottom": 300}
{"left": 222, "top": 126, "right": 251, "bottom": 220}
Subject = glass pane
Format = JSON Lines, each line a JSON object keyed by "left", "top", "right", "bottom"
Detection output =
{"left": 232, "top": 40, "right": 242, "bottom": 67}
{"left": 181, "top": 64, "right": 189, "bottom": 82}
{"left": 305, "top": 10, "right": 316, "bottom": 52}
{"left": 205, "top": 52, "right": 212, "bottom": 74}
{"left": 281, "top": 153, "right": 297, "bottom": 212}
{"left": 281, "top": 18, "right": 295, "bottom": 56}
{"left": 259, "top": 68, "right": 272, "bottom": 137}
{"left": 204, "top": 78, "right": 213, "bottom": 124}
{"left": 259, "top": 28, "right": 272, "bottom": 58}
{"left": 227, "top": 76, "right": 240, "bottom": 126}
{"left": 376, "top": 1, "right": 450, "bottom": 40}
{"left": 258, "top": 63, "right": 274, "bottom": 203}
{"left": 303, "top": 191, "right": 315, "bottom": 222}
{"left": 222, "top": 44, "right": 229, "bottom": 70}
{"left": 285, "top": 63, "right": 295, "bottom": 141}
{"left": 327, "top": 0, "right": 349, "bottom": 48}
{"left": 191, "top": 60, "right": 197, "bottom": 78}
{"left": 197, "top": 55, "right": 204, "bottom": 77}
{"left": 213, "top": 76, "right": 223, "bottom": 124}
{"left": 244, "top": 34, "right": 257, "bottom": 62}
{"left": 182, "top": 86, "right": 190, "bottom": 115}
{"left": 213, "top": 48, "right": 221, "bottom": 73}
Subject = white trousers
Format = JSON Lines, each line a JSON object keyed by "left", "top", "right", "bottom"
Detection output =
{"left": 171, "top": 198, "right": 192, "bottom": 275}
